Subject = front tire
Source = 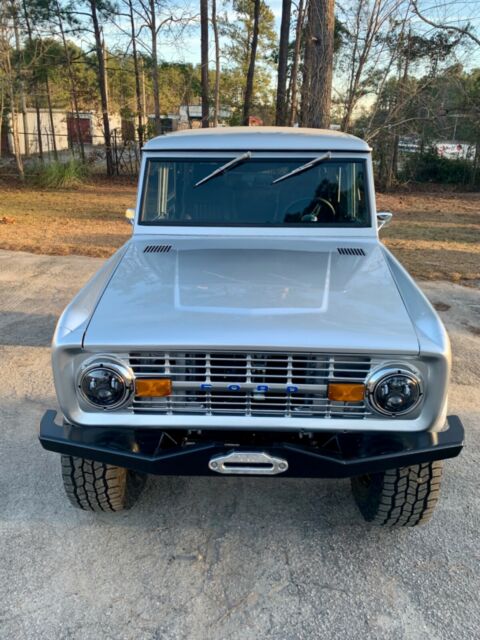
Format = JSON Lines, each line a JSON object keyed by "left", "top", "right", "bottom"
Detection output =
{"left": 61, "top": 455, "right": 146, "bottom": 512}
{"left": 351, "top": 461, "right": 443, "bottom": 527}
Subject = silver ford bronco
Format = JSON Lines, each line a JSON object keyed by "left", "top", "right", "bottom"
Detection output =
{"left": 40, "top": 127, "right": 464, "bottom": 526}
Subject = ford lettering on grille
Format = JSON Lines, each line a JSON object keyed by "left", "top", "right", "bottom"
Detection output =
{"left": 200, "top": 383, "right": 299, "bottom": 392}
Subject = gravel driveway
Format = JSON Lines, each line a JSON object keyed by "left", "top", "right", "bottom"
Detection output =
{"left": 0, "top": 249, "right": 479, "bottom": 640}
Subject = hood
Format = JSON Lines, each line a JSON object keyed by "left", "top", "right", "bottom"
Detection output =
{"left": 83, "top": 238, "right": 419, "bottom": 354}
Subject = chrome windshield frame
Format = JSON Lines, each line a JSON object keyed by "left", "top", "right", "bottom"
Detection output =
{"left": 135, "top": 150, "right": 378, "bottom": 237}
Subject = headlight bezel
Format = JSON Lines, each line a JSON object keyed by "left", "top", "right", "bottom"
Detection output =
{"left": 365, "top": 365, "right": 424, "bottom": 417}
{"left": 76, "top": 355, "right": 134, "bottom": 411}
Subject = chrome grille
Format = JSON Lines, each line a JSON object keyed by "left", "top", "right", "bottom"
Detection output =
{"left": 128, "top": 352, "right": 373, "bottom": 419}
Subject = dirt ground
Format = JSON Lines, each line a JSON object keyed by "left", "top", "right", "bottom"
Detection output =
{"left": 0, "top": 181, "right": 134, "bottom": 258}
{"left": 0, "top": 181, "right": 479, "bottom": 284}
{"left": 379, "top": 191, "right": 480, "bottom": 284}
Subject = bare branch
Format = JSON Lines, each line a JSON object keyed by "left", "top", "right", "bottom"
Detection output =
{"left": 411, "top": 0, "right": 480, "bottom": 47}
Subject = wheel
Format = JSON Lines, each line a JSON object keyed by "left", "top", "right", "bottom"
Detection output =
{"left": 351, "top": 461, "right": 443, "bottom": 527}
{"left": 61, "top": 455, "right": 147, "bottom": 512}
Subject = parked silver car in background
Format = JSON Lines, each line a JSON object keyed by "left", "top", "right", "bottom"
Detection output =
{"left": 40, "top": 127, "right": 464, "bottom": 526}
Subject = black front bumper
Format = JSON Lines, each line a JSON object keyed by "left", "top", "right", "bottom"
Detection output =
{"left": 39, "top": 411, "right": 464, "bottom": 478}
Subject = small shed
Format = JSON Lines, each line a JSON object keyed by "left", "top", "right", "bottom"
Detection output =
{"left": 3, "top": 109, "right": 123, "bottom": 156}
{"left": 5, "top": 109, "right": 69, "bottom": 155}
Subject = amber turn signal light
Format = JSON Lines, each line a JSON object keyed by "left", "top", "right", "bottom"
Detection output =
{"left": 135, "top": 379, "right": 172, "bottom": 397}
{"left": 328, "top": 383, "right": 365, "bottom": 402}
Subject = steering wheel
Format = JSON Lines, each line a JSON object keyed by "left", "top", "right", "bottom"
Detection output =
{"left": 283, "top": 196, "right": 336, "bottom": 222}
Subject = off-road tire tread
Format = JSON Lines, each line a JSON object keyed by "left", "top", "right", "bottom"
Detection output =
{"left": 351, "top": 461, "right": 443, "bottom": 527}
{"left": 61, "top": 455, "right": 146, "bottom": 512}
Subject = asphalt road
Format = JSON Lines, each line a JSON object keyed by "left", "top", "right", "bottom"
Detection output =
{"left": 0, "top": 249, "right": 479, "bottom": 640}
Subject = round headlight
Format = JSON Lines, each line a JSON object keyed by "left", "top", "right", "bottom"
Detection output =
{"left": 78, "top": 359, "right": 133, "bottom": 410}
{"left": 366, "top": 367, "right": 423, "bottom": 416}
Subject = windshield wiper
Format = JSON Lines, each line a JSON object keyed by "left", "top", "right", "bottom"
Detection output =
{"left": 194, "top": 151, "right": 252, "bottom": 187}
{"left": 272, "top": 151, "right": 332, "bottom": 184}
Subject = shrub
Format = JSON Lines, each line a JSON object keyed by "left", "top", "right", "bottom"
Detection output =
{"left": 26, "top": 159, "right": 90, "bottom": 189}
{"left": 400, "top": 151, "right": 475, "bottom": 185}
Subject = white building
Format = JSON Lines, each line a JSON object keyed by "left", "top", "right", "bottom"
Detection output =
{"left": 178, "top": 105, "right": 231, "bottom": 128}
{"left": 3, "top": 109, "right": 122, "bottom": 156}
{"left": 4, "top": 109, "right": 68, "bottom": 155}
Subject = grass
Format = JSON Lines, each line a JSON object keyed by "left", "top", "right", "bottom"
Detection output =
{"left": 26, "top": 159, "right": 90, "bottom": 189}
{"left": 0, "top": 180, "right": 478, "bottom": 283}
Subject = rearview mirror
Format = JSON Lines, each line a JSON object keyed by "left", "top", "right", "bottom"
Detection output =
{"left": 376, "top": 211, "right": 393, "bottom": 230}
{"left": 125, "top": 208, "right": 135, "bottom": 225}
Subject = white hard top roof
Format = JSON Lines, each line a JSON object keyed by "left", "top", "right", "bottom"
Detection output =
{"left": 143, "top": 126, "right": 371, "bottom": 153}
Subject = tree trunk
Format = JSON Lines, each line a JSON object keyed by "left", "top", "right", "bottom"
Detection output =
{"left": 2, "top": 45, "right": 24, "bottom": 176}
{"left": 9, "top": 102, "right": 24, "bottom": 177}
{"left": 341, "top": 0, "right": 386, "bottom": 133}
{"left": 389, "top": 132, "right": 399, "bottom": 187}
{"left": 89, "top": 0, "right": 114, "bottom": 176}
{"left": 149, "top": 0, "right": 161, "bottom": 135}
{"left": 341, "top": 6, "right": 361, "bottom": 132}
{"left": 200, "top": 0, "right": 209, "bottom": 127}
{"left": 0, "top": 11, "right": 23, "bottom": 174}
{"left": 21, "top": 0, "right": 44, "bottom": 159}
{"left": 472, "top": 139, "right": 480, "bottom": 186}
{"left": 275, "top": 0, "right": 292, "bottom": 126}
{"left": 10, "top": 0, "right": 29, "bottom": 156}
{"left": 141, "top": 57, "right": 147, "bottom": 130}
{"left": 288, "top": 0, "right": 304, "bottom": 126}
{"left": 302, "top": 0, "right": 335, "bottom": 128}
{"left": 45, "top": 74, "right": 58, "bottom": 160}
{"left": 211, "top": 0, "right": 220, "bottom": 127}
{"left": 385, "top": 32, "right": 411, "bottom": 189}
{"left": 55, "top": 0, "right": 85, "bottom": 161}
{"left": 34, "top": 101, "right": 44, "bottom": 158}
{"left": 299, "top": 0, "right": 312, "bottom": 126}
{"left": 0, "top": 85, "right": 4, "bottom": 159}
{"left": 185, "top": 72, "right": 193, "bottom": 129}
{"left": 127, "top": 0, "right": 144, "bottom": 146}
{"left": 243, "top": 0, "right": 261, "bottom": 125}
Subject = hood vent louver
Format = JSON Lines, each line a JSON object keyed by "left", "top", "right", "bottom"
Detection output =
{"left": 143, "top": 244, "right": 172, "bottom": 254}
{"left": 337, "top": 247, "right": 366, "bottom": 256}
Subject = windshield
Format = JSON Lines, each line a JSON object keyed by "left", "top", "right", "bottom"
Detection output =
{"left": 140, "top": 157, "right": 370, "bottom": 227}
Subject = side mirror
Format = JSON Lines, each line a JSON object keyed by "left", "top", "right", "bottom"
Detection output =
{"left": 377, "top": 211, "right": 393, "bottom": 230}
{"left": 125, "top": 208, "right": 135, "bottom": 225}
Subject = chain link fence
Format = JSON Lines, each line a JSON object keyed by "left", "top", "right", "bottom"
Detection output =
{"left": 0, "top": 126, "right": 141, "bottom": 179}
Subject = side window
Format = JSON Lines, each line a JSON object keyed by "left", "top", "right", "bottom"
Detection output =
{"left": 142, "top": 163, "right": 176, "bottom": 221}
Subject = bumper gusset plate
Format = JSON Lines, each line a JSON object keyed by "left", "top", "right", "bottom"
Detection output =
{"left": 39, "top": 411, "right": 464, "bottom": 479}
